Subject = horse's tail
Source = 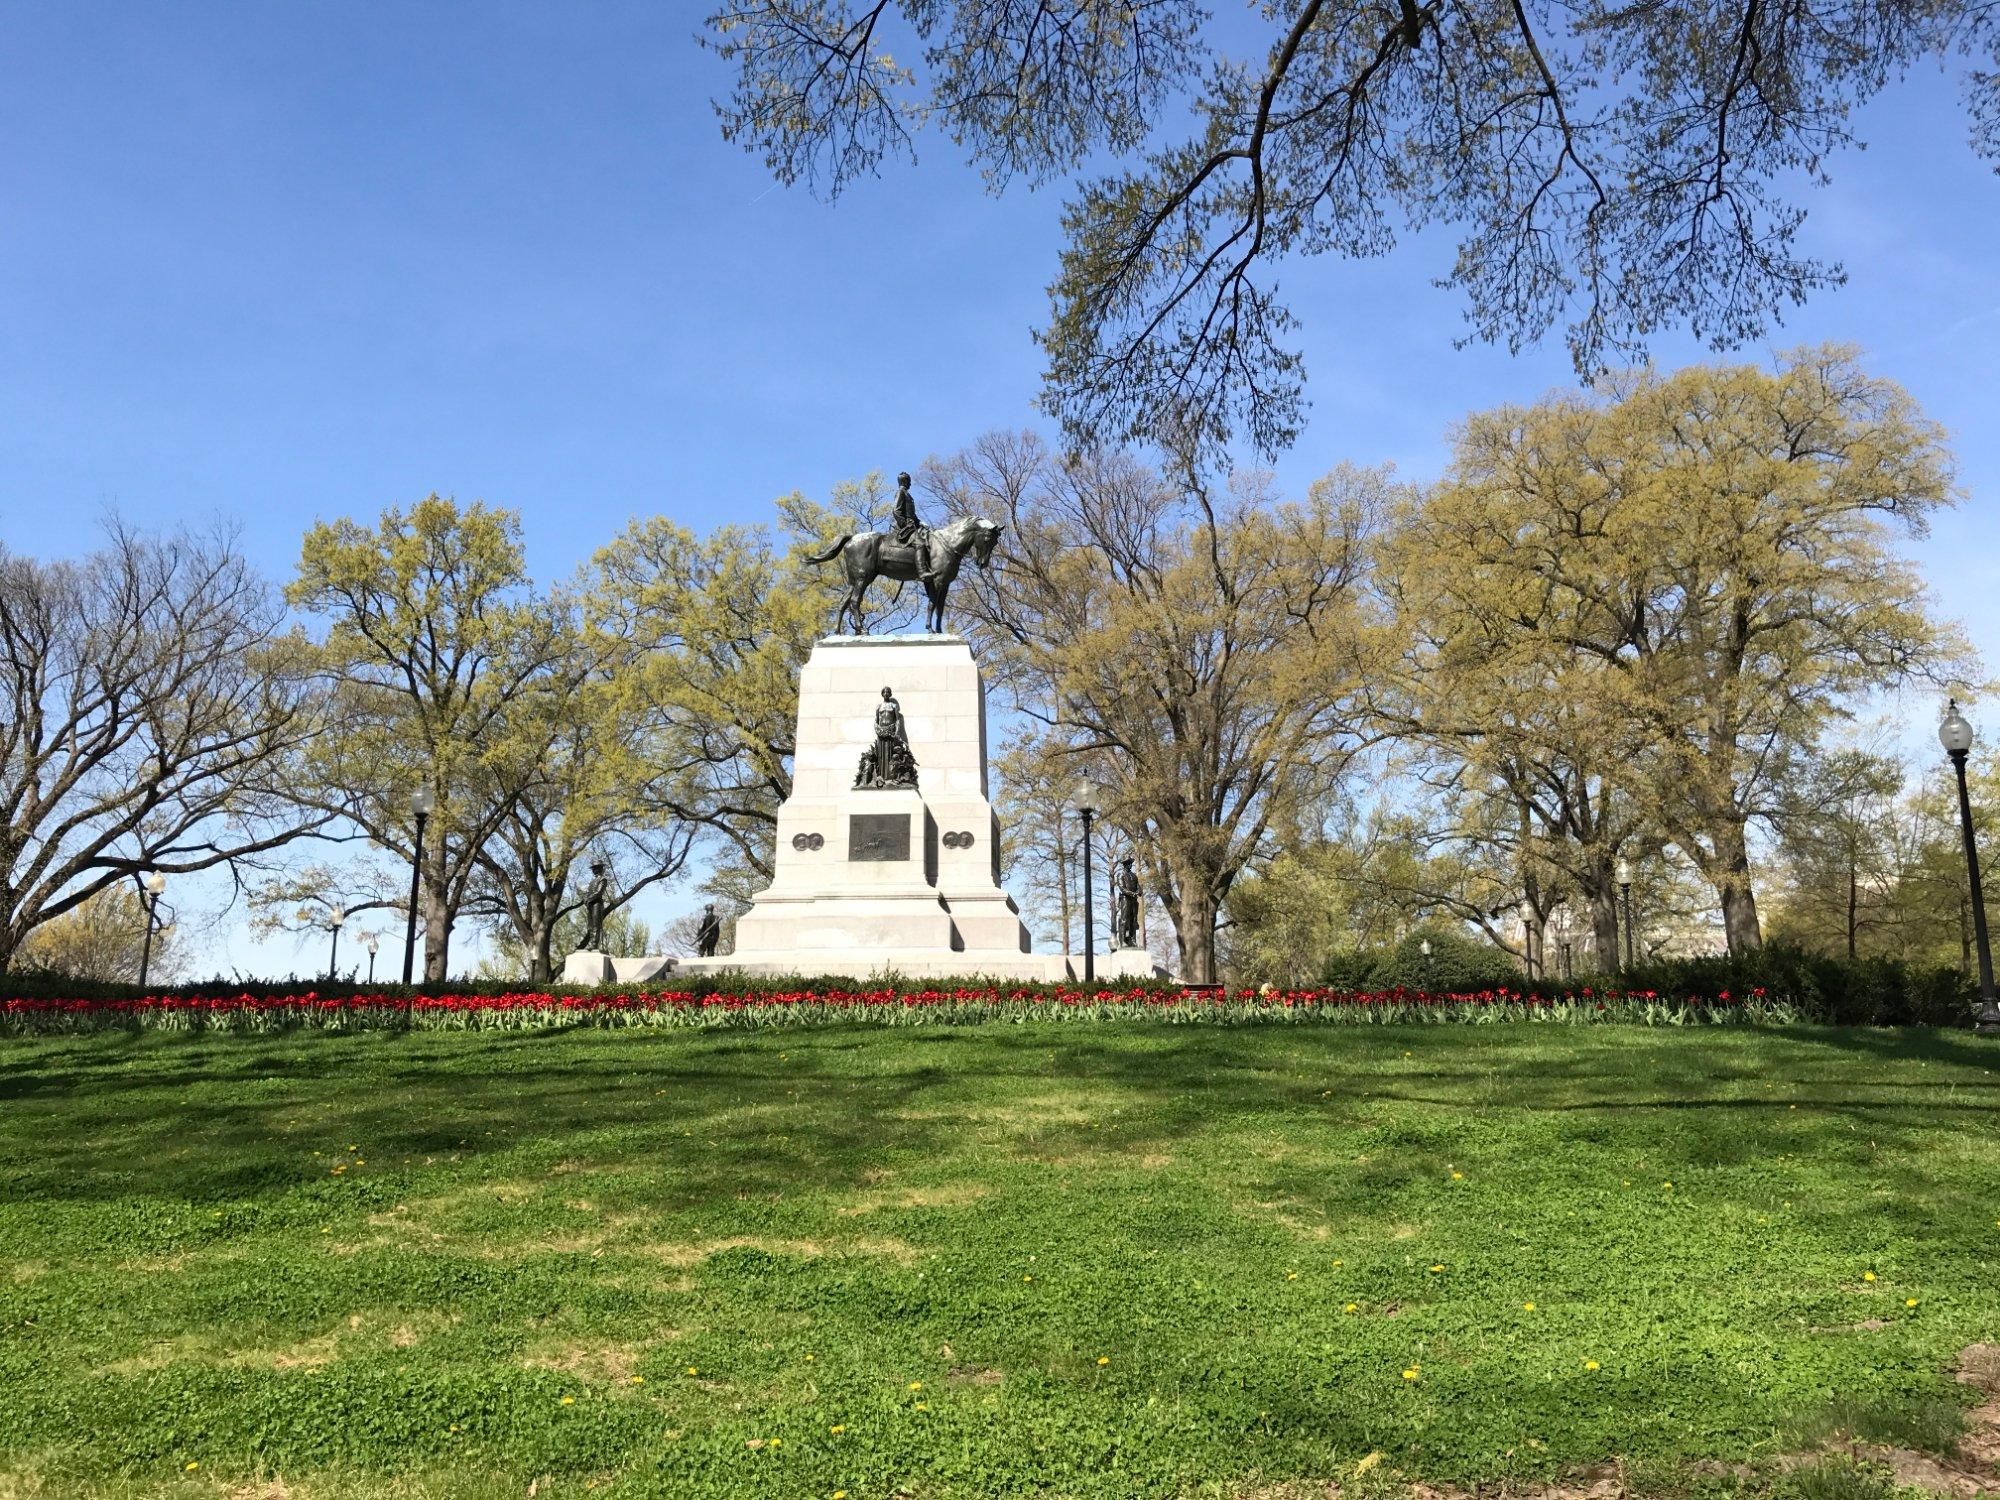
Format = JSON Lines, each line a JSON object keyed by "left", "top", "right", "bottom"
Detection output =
{"left": 804, "top": 533, "right": 852, "bottom": 567}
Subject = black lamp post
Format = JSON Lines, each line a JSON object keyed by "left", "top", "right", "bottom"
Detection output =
{"left": 363, "top": 931, "right": 379, "bottom": 985}
{"left": 402, "top": 784, "right": 435, "bottom": 985}
{"left": 1939, "top": 700, "right": 1999, "bottom": 1036}
{"left": 326, "top": 903, "right": 345, "bottom": 984}
{"left": 138, "top": 871, "right": 166, "bottom": 987}
{"left": 1617, "top": 858, "right": 1635, "bottom": 970}
{"left": 1079, "top": 806, "right": 1096, "bottom": 985}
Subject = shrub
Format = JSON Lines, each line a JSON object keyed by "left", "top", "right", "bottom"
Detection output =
{"left": 1615, "top": 946, "right": 1972, "bottom": 1028}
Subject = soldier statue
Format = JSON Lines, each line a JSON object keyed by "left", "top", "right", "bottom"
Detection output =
{"left": 890, "top": 470, "right": 940, "bottom": 582}
{"left": 694, "top": 903, "right": 721, "bottom": 958}
{"left": 1114, "top": 856, "right": 1142, "bottom": 949}
{"left": 856, "top": 685, "right": 919, "bottom": 789}
{"left": 579, "top": 859, "right": 610, "bottom": 951}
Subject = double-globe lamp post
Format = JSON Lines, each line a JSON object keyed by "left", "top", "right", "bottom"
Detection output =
{"left": 138, "top": 871, "right": 166, "bottom": 987}
{"left": 401, "top": 784, "right": 435, "bottom": 985}
{"left": 1938, "top": 700, "right": 2000, "bottom": 1036}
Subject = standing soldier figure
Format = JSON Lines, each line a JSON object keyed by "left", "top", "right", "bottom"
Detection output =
{"left": 1114, "top": 856, "right": 1141, "bottom": 950}
{"left": 694, "top": 903, "right": 721, "bottom": 958}
{"left": 580, "top": 860, "right": 610, "bottom": 951}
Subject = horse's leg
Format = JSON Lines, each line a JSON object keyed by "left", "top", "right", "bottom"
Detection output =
{"left": 848, "top": 568, "right": 871, "bottom": 635}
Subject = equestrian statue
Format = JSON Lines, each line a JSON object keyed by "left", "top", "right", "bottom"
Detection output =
{"left": 805, "top": 471, "right": 1004, "bottom": 634}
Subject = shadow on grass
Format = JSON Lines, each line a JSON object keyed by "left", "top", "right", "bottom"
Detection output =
{"left": 1, "top": 1025, "right": 1992, "bottom": 1218}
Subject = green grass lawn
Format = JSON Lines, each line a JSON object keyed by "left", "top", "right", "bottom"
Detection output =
{"left": 2, "top": 1024, "right": 1997, "bottom": 1499}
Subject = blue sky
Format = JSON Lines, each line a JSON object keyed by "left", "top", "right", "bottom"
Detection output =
{"left": 3, "top": 5, "right": 1995, "bottom": 973}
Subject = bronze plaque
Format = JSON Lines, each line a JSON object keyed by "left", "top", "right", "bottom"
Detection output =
{"left": 849, "top": 812, "right": 911, "bottom": 862}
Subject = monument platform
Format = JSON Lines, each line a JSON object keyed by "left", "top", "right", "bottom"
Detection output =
{"left": 672, "top": 633, "right": 1164, "bottom": 984}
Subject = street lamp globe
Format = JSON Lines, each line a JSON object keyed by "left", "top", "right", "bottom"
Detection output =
{"left": 143, "top": 871, "right": 166, "bottom": 897}
{"left": 1940, "top": 699, "right": 1975, "bottom": 756}
{"left": 363, "top": 932, "right": 379, "bottom": 956}
{"left": 331, "top": 904, "right": 346, "bottom": 928}
{"left": 410, "top": 784, "right": 437, "bottom": 817}
{"left": 1616, "top": 857, "right": 1632, "bottom": 885}
{"left": 1419, "top": 938, "right": 1431, "bottom": 957}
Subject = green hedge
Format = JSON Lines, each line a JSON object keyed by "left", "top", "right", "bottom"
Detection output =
{"left": 1316, "top": 937, "right": 1978, "bottom": 1029}
{"left": 1612, "top": 946, "right": 1975, "bottom": 1028}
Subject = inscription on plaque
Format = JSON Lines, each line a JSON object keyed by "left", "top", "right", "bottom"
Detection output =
{"left": 849, "top": 812, "right": 911, "bottom": 863}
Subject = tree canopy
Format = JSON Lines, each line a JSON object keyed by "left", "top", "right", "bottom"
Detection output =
{"left": 704, "top": 2, "right": 1998, "bottom": 458}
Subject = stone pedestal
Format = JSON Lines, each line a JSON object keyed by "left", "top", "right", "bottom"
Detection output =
{"left": 676, "top": 634, "right": 1074, "bottom": 982}
{"left": 559, "top": 951, "right": 675, "bottom": 985}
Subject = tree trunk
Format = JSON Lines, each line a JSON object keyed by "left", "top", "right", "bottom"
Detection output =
{"left": 422, "top": 885, "right": 451, "bottom": 983}
{"left": 1174, "top": 885, "right": 1220, "bottom": 984}
{"left": 1590, "top": 893, "right": 1620, "bottom": 974}
{"left": 528, "top": 922, "right": 554, "bottom": 984}
{"left": 1712, "top": 823, "right": 1763, "bottom": 953}
{"left": 1845, "top": 855, "right": 1858, "bottom": 960}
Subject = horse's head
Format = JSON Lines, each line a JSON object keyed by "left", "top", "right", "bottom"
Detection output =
{"left": 969, "top": 517, "right": 1003, "bottom": 568}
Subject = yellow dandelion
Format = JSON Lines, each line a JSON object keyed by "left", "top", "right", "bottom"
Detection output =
{"left": 1429, "top": 1264, "right": 1444, "bottom": 1273}
{"left": 1332, "top": 1258, "right": 1343, "bottom": 1266}
{"left": 835, "top": 1492, "right": 848, "bottom": 1499}
{"left": 1584, "top": 1360, "right": 1599, "bottom": 1371}
{"left": 1097, "top": 1356, "right": 1110, "bottom": 1366}
{"left": 184, "top": 1461, "right": 200, "bottom": 1472}
{"left": 1662, "top": 1181, "right": 1673, "bottom": 1189}
{"left": 1402, "top": 1367, "right": 1420, "bottom": 1380}
{"left": 1345, "top": 1302, "right": 1360, "bottom": 1313}
{"left": 686, "top": 1366, "right": 698, "bottom": 1376}
{"left": 561, "top": 1396, "right": 575, "bottom": 1405}
{"left": 769, "top": 1438, "right": 781, "bottom": 1448}
{"left": 1023, "top": 1274, "right": 1033, "bottom": 1283}
{"left": 1863, "top": 1271, "right": 1877, "bottom": 1282}
{"left": 1287, "top": 1271, "right": 1300, "bottom": 1281}
{"left": 449, "top": 1423, "right": 460, "bottom": 1433}
{"left": 630, "top": 1376, "right": 644, "bottom": 1385}
{"left": 1451, "top": 1171, "right": 1464, "bottom": 1181}
{"left": 804, "top": 1353, "right": 815, "bottom": 1362}
{"left": 908, "top": 1380, "right": 922, "bottom": 1391}
{"left": 1523, "top": 1302, "right": 1536, "bottom": 1311}
{"left": 1905, "top": 1298, "right": 1918, "bottom": 1307}
{"left": 829, "top": 1424, "right": 845, "bottom": 1435}
{"left": 914, "top": 1401, "right": 929, "bottom": 1411}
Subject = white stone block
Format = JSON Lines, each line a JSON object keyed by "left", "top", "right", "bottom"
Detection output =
{"left": 560, "top": 951, "right": 612, "bottom": 985}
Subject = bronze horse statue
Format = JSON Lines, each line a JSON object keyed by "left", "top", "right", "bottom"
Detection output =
{"left": 806, "top": 514, "right": 1004, "bottom": 634}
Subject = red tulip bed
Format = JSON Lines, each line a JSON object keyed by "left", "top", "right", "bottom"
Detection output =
{"left": 1, "top": 982, "right": 1788, "bottom": 1034}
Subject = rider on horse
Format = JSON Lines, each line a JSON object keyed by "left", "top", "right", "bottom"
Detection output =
{"left": 891, "top": 472, "right": 941, "bottom": 581}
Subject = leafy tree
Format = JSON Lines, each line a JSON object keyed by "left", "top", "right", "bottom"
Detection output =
{"left": 945, "top": 430, "right": 1388, "bottom": 981}
{"left": 280, "top": 497, "right": 566, "bottom": 981}
{"left": 586, "top": 484, "right": 878, "bottom": 899}
{"left": 467, "top": 597, "right": 697, "bottom": 982}
{"left": 990, "top": 734, "right": 1090, "bottom": 953}
{"left": 15, "top": 881, "right": 189, "bottom": 984}
{"left": 1765, "top": 747, "right": 1905, "bottom": 959}
{"left": 704, "top": 2, "right": 1999, "bottom": 457}
{"left": 0, "top": 522, "right": 319, "bottom": 975}
{"left": 1223, "top": 809, "right": 1458, "bottom": 984}
{"left": 1388, "top": 348, "right": 1967, "bottom": 952}
{"left": 1378, "top": 467, "right": 1665, "bottom": 969}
